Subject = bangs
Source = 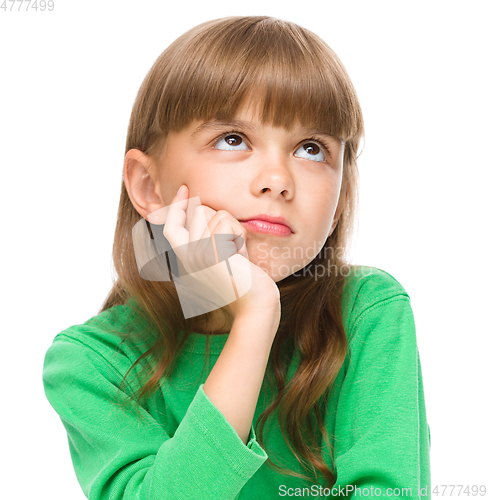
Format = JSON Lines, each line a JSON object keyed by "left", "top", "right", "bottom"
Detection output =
{"left": 152, "top": 17, "right": 362, "bottom": 143}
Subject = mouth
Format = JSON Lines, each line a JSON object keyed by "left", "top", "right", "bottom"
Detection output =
{"left": 239, "top": 214, "right": 294, "bottom": 237}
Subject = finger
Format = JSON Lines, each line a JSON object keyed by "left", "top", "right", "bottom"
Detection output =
{"left": 189, "top": 209, "right": 245, "bottom": 268}
{"left": 185, "top": 208, "right": 221, "bottom": 271}
{"left": 188, "top": 204, "right": 216, "bottom": 244}
{"left": 188, "top": 209, "right": 249, "bottom": 272}
{"left": 211, "top": 212, "right": 248, "bottom": 257}
{"left": 205, "top": 209, "right": 230, "bottom": 235}
{"left": 208, "top": 217, "right": 248, "bottom": 263}
{"left": 163, "top": 185, "right": 190, "bottom": 256}
{"left": 208, "top": 212, "right": 248, "bottom": 257}
{"left": 189, "top": 218, "right": 243, "bottom": 273}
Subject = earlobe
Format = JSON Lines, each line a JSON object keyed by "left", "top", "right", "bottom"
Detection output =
{"left": 124, "top": 149, "right": 163, "bottom": 220}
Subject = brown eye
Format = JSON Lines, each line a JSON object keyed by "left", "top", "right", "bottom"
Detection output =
{"left": 304, "top": 143, "right": 320, "bottom": 155}
{"left": 295, "top": 141, "right": 326, "bottom": 162}
{"left": 226, "top": 135, "right": 242, "bottom": 146}
{"left": 214, "top": 132, "right": 250, "bottom": 151}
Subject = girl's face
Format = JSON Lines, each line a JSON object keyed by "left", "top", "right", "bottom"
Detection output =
{"left": 137, "top": 100, "right": 345, "bottom": 282}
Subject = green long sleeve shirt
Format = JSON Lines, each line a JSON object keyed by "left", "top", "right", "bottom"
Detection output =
{"left": 42, "top": 266, "right": 431, "bottom": 499}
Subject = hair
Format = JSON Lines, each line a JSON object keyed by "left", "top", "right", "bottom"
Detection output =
{"left": 100, "top": 16, "right": 364, "bottom": 487}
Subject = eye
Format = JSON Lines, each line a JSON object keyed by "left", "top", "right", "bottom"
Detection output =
{"left": 213, "top": 132, "right": 251, "bottom": 151}
{"left": 294, "top": 141, "right": 328, "bottom": 162}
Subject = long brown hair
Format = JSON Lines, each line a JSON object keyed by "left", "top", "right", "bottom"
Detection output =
{"left": 100, "top": 16, "right": 364, "bottom": 487}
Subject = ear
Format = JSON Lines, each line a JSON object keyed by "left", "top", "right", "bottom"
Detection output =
{"left": 328, "top": 187, "right": 348, "bottom": 237}
{"left": 124, "top": 149, "right": 164, "bottom": 221}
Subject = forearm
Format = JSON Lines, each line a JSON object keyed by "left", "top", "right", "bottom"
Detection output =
{"left": 203, "top": 310, "right": 279, "bottom": 443}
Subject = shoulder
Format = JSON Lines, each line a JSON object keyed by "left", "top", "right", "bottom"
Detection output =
{"left": 341, "top": 265, "right": 412, "bottom": 339}
{"left": 42, "top": 303, "right": 160, "bottom": 427}
{"left": 342, "top": 265, "right": 410, "bottom": 308}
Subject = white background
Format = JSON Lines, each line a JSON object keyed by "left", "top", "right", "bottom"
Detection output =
{"left": 1, "top": 0, "right": 487, "bottom": 498}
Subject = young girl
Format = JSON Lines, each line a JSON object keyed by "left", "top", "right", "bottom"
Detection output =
{"left": 42, "top": 15, "right": 431, "bottom": 499}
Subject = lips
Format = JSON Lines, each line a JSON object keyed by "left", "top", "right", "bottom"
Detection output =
{"left": 238, "top": 214, "right": 294, "bottom": 236}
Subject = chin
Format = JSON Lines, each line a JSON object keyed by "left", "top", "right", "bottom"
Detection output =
{"left": 257, "top": 264, "right": 292, "bottom": 283}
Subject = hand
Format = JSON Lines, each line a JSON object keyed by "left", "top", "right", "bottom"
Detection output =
{"left": 155, "top": 185, "right": 280, "bottom": 321}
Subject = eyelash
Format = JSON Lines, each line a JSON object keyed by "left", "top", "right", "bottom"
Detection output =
{"left": 212, "top": 130, "right": 332, "bottom": 159}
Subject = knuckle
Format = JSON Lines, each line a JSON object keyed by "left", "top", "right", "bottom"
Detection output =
{"left": 214, "top": 216, "right": 228, "bottom": 225}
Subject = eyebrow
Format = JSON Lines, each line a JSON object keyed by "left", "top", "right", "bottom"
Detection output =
{"left": 190, "top": 119, "right": 341, "bottom": 143}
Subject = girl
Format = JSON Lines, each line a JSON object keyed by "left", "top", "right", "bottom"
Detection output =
{"left": 42, "top": 15, "right": 431, "bottom": 499}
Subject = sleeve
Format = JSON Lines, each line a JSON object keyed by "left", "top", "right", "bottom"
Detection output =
{"left": 330, "top": 295, "right": 431, "bottom": 499}
{"left": 42, "top": 338, "right": 268, "bottom": 500}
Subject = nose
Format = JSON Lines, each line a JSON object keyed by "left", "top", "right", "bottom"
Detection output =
{"left": 250, "top": 151, "right": 295, "bottom": 199}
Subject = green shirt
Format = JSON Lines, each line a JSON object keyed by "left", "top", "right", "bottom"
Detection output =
{"left": 42, "top": 266, "right": 431, "bottom": 499}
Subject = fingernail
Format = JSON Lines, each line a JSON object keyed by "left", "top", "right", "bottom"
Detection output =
{"left": 177, "top": 185, "right": 184, "bottom": 195}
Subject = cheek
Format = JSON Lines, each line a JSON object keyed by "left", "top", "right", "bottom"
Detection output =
{"left": 307, "top": 188, "right": 339, "bottom": 219}
{"left": 190, "top": 176, "right": 240, "bottom": 211}
{"left": 300, "top": 191, "right": 341, "bottom": 242}
{"left": 159, "top": 182, "right": 177, "bottom": 207}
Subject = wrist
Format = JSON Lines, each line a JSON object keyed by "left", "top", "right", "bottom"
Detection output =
{"left": 231, "top": 304, "right": 281, "bottom": 339}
